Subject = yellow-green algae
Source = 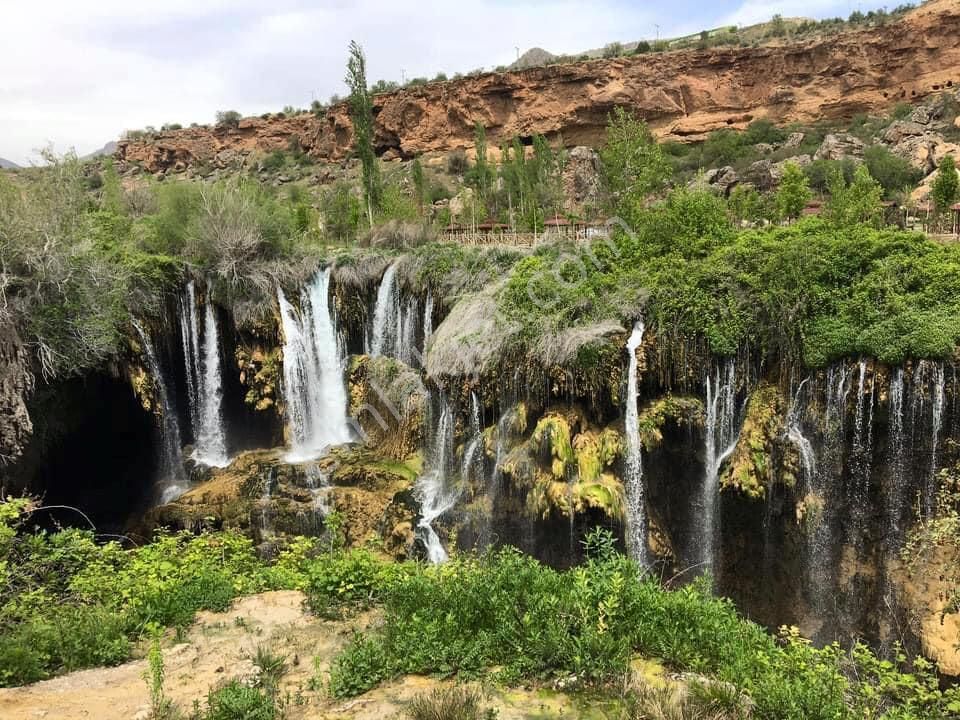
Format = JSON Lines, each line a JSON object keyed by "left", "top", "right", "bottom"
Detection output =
{"left": 719, "top": 383, "right": 786, "bottom": 499}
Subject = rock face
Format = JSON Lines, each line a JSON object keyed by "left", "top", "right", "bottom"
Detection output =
{"left": 0, "top": 323, "right": 33, "bottom": 464}
{"left": 814, "top": 133, "right": 866, "bottom": 161}
{"left": 116, "top": 0, "right": 960, "bottom": 175}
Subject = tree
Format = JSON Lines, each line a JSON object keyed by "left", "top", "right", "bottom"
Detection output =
{"left": 215, "top": 110, "right": 241, "bottom": 128}
{"left": 599, "top": 107, "right": 671, "bottom": 222}
{"left": 823, "top": 164, "right": 883, "bottom": 227}
{"left": 410, "top": 157, "right": 425, "bottom": 216}
{"left": 864, "top": 145, "right": 919, "bottom": 196}
{"left": 931, "top": 154, "right": 959, "bottom": 217}
{"left": 345, "top": 40, "right": 382, "bottom": 225}
{"left": 467, "top": 122, "right": 494, "bottom": 204}
{"left": 775, "top": 162, "right": 812, "bottom": 221}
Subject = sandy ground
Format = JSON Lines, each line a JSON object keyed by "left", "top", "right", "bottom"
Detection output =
{"left": 0, "top": 591, "right": 624, "bottom": 720}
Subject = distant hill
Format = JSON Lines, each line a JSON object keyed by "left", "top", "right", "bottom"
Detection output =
{"left": 0, "top": 157, "right": 20, "bottom": 170}
{"left": 511, "top": 48, "right": 556, "bottom": 70}
{"left": 82, "top": 141, "right": 117, "bottom": 161}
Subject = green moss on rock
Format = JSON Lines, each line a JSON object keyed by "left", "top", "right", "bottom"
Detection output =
{"left": 720, "top": 383, "right": 786, "bottom": 499}
{"left": 636, "top": 395, "right": 705, "bottom": 450}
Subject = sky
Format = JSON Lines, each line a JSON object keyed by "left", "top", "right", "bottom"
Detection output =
{"left": 1, "top": 0, "right": 871, "bottom": 165}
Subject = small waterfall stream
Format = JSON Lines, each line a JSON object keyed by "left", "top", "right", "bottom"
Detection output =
{"left": 415, "top": 394, "right": 460, "bottom": 563}
{"left": 132, "top": 320, "right": 187, "bottom": 504}
{"left": 179, "top": 281, "right": 229, "bottom": 467}
{"left": 623, "top": 320, "right": 649, "bottom": 568}
{"left": 700, "top": 360, "right": 738, "bottom": 578}
{"left": 928, "top": 362, "right": 946, "bottom": 515}
{"left": 423, "top": 292, "right": 434, "bottom": 345}
{"left": 370, "top": 261, "right": 400, "bottom": 357}
{"left": 277, "top": 269, "right": 351, "bottom": 462}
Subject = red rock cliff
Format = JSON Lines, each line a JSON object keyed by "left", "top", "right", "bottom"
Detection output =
{"left": 116, "top": 0, "right": 960, "bottom": 174}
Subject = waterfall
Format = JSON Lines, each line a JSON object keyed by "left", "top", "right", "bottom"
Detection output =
{"left": 132, "top": 320, "right": 187, "bottom": 504}
{"left": 179, "top": 282, "right": 229, "bottom": 467}
{"left": 370, "top": 261, "right": 400, "bottom": 358}
{"left": 398, "top": 295, "right": 420, "bottom": 367}
{"left": 423, "top": 292, "right": 434, "bottom": 346}
{"left": 700, "top": 360, "right": 738, "bottom": 578}
{"left": 849, "top": 360, "right": 875, "bottom": 552}
{"left": 461, "top": 391, "right": 483, "bottom": 484}
{"left": 928, "top": 362, "right": 946, "bottom": 515}
{"left": 786, "top": 378, "right": 816, "bottom": 486}
{"left": 179, "top": 282, "right": 200, "bottom": 432}
{"left": 415, "top": 394, "right": 460, "bottom": 563}
{"left": 623, "top": 320, "right": 649, "bottom": 568}
{"left": 277, "top": 269, "right": 351, "bottom": 462}
{"left": 886, "top": 369, "right": 907, "bottom": 543}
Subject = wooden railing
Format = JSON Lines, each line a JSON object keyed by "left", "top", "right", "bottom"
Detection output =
{"left": 437, "top": 228, "right": 609, "bottom": 247}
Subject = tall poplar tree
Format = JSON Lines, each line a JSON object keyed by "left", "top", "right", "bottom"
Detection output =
{"left": 345, "top": 41, "right": 382, "bottom": 225}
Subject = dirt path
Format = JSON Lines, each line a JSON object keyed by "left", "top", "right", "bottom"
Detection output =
{"left": 0, "top": 591, "right": 624, "bottom": 719}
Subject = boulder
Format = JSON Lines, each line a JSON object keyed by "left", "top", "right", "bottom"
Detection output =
{"left": 448, "top": 187, "right": 475, "bottom": 218}
{"left": 753, "top": 142, "right": 775, "bottom": 155}
{"left": 691, "top": 165, "right": 740, "bottom": 196}
{"left": 910, "top": 104, "right": 938, "bottom": 125}
{"left": 883, "top": 120, "right": 927, "bottom": 144}
{"left": 889, "top": 132, "right": 959, "bottom": 175}
{"left": 783, "top": 132, "right": 805, "bottom": 149}
{"left": 814, "top": 133, "right": 866, "bottom": 161}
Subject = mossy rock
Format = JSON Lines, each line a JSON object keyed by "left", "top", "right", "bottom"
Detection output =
{"left": 636, "top": 395, "right": 704, "bottom": 451}
{"left": 720, "top": 383, "right": 786, "bottom": 499}
{"left": 348, "top": 354, "right": 426, "bottom": 460}
{"left": 236, "top": 344, "right": 281, "bottom": 414}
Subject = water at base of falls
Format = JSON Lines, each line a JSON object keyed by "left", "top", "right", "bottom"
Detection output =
{"left": 623, "top": 320, "right": 650, "bottom": 569}
{"left": 277, "top": 269, "right": 351, "bottom": 463}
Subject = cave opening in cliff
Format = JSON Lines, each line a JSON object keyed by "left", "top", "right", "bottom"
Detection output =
{"left": 15, "top": 372, "right": 159, "bottom": 533}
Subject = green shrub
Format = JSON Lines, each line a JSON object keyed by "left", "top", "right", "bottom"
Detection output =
{"left": 205, "top": 681, "right": 275, "bottom": 720}
{"left": 215, "top": 110, "right": 242, "bottom": 128}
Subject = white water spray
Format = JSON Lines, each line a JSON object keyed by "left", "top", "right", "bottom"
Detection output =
{"left": 700, "top": 360, "right": 738, "bottom": 577}
{"left": 277, "top": 269, "right": 351, "bottom": 462}
{"left": 416, "top": 395, "right": 461, "bottom": 563}
{"left": 623, "top": 320, "right": 649, "bottom": 568}
{"left": 370, "top": 262, "right": 400, "bottom": 357}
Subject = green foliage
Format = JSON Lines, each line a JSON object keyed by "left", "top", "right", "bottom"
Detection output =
{"left": 346, "top": 40, "right": 383, "bottom": 223}
{"left": 600, "top": 107, "right": 671, "bottom": 222}
{"left": 775, "top": 162, "right": 812, "bottom": 221}
{"left": 325, "top": 542, "right": 960, "bottom": 718}
{"left": 215, "top": 110, "right": 242, "bottom": 128}
{"left": 204, "top": 681, "right": 275, "bottom": 720}
{"left": 805, "top": 157, "right": 856, "bottom": 193}
{"left": 466, "top": 123, "right": 494, "bottom": 202}
{"left": 322, "top": 181, "right": 362, "bottom": 244}
{"left": 931, "top": 154, "right": 959, "bottom": 215}
{"left": 823, "top": 164, "right": 883, "bottom": 227}
{"left": 864, "top": 145, "right": 920, "bottom": 196}
{"left": 411, "top": 157, "right": 426, "bottom": 215}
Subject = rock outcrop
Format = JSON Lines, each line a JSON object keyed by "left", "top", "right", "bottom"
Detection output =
{"left": 116, "top": 0, "right": 960, "bottom": 175}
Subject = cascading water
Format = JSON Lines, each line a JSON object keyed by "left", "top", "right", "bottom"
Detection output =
{"left": 886, "top": 368, "right": 907, "bottom": 544}
{"left": 415, "top": 394, "right": 461, "bottom": 563}
{"left": 849, "top": 360, "right": 875, "bottom": 553}
{"left": 398, "top": 295, "right": 420, "bottom": 368}
{"left": 699, "top": 360, "right": 738, "bottom": 578}
{"left": 179, "top": 281, "right": 229, "bottom": 467}
{"left": 461, "top": 391, "right": 483, "bottom": 484}
{"left": 785, "top": 378, "right": 816, "bottom": 486}
{"left": 423, "top": 292, "right": 434, "bottom": 346}
{"left": 277, "top": 269, "right": 351, "bottom": 462}
{"left": 370, "top": 261, "right": 400, "bottom": 357}
{"left": 132, "top": 320, "right": 187, "bottom": 504}
{"left": 623, "top": 320, "right": 649, "bottom": 568}
{"left": 928, "top": 362, "right": 946, "bottom": 515}
{"left": 804, "top": 364, "right": 850, "bottom": 628}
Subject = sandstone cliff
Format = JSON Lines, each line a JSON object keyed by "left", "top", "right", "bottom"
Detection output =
{"left": 117, "top": 0, "right": 960, "bottom": 175}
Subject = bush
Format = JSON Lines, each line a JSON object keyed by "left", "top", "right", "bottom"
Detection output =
{"left": 634, "top": 41, "right": 651, "bottom": 54}
{"left": 205, "top": 681, "right": 275, "bottom": 720}
{"left": 215, "top": 110, "right": 242, "bottom": 128}
{"left": 446, "top": 149, "right": 470, "bottom": 176}
{"left": 864, "top": 145, "right": 920, "bottom": 195}
{"left": 406, "top": 687, "right": 490, "bottom": 720}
